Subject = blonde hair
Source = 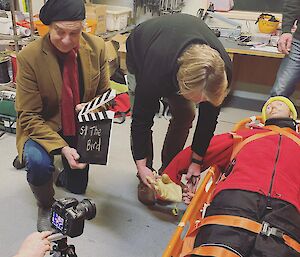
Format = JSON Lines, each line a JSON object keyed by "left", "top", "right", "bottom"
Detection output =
{"left": 177, "top": 44, "right": 229, "bottom": 106}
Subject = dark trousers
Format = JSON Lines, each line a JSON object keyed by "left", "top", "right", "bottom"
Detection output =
{"left": 128, "top": 73, "right": 195, "bottom": 171}
{"left": 160, "top": 94, "right": 195, "bottom": 171}
{"left": 193, "top": 190, "right": 300, "bottom": 257}
{"left": 131, "top": 94, "right": 195, "bottom": 171}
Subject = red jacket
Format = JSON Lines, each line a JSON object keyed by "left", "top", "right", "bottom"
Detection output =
{"left": 164, "top": 126, "right": 300, "bottom": 212}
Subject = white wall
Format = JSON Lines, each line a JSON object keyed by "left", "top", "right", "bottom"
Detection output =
{"left": 182, "top": 0, "right": 208, "bottom": 16}
{"left": 93, "top": 0, "right": 133, "bottom": 9}
{"left": 32, "top": 0, "right": 44, "bottom": 15}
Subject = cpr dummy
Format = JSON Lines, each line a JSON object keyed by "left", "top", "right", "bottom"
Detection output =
{"left": 146, "top": 174, "right": 182, "bottom": 203}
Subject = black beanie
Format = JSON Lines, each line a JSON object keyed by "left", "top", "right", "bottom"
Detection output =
{"left": 39, "top": 0, "right": 86, "bottom": 25}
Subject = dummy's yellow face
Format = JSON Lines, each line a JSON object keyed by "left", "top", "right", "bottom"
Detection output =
{"left": 265, "top": 100, "right": 292, "bottom": 120}
{"left": 49, "top": 20, "right": 83, "bottom": 53}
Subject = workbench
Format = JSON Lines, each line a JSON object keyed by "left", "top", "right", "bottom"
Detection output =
{"left": 219, "top": 37, "right": 285, "bottom": 90}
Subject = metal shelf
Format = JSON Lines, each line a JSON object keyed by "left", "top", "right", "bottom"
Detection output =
{"left": 6, "top": 0, "right": 36, "bottom": 52}
{"left": 0, "top": 33, "right": 22, "bottom": 40}
{"left": 98, "top": 25, "right": 135, "bottom": 39}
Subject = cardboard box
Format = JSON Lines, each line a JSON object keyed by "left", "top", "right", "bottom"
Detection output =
{"left": 111, "top": 34, "right": 128, "bottom": 73}
{"left": 119, "top": 43, "right": 127, "bottom": 73}
{"left": 85, "top": 4, "right": 107, "bottom": 34}
{"left": 105, "top": 33, "right": 129, "bottom": 76}
{"left": 105, "top": 40, "right": 119, "bottom": 77}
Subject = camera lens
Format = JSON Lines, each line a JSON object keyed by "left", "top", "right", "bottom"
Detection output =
{"left": 76, "top": 199, "right": 96, "bottom": 220}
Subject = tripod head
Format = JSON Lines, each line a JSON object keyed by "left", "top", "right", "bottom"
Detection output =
{"left": 48, "top": 233, "right": 77, "bottom": 257}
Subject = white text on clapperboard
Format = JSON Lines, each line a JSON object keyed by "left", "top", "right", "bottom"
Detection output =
{"left": 79, "top": 125, "right": 102, "bottom": 151}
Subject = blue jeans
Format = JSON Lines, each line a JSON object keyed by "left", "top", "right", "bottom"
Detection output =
{"left": 270, "top": 38, "right": 300, "bottom": 97}
{"left": 24, "top": 139, "right": 89, "bottom": 194}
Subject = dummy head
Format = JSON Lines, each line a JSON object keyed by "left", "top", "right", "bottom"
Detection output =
{"left": 262, "top": 96, "right": 297, "bottom": 122}
{"left": 39, "top": 0, "right": 85, "bottom": 53}
{"left": 177, "top": 44, "right": 229, "bottom": 107}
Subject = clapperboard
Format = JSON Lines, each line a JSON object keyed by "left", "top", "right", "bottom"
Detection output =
{"left": 77, "top": 89, "right": 116, "bottom": 165}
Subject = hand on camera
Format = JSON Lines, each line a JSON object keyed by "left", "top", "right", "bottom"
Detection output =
{"left": 14, "top": 231, "right": 52, "bottom": 257}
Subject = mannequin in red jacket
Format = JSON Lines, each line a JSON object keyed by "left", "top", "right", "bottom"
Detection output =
{"left": 162, "top": 96, "right": 300, "bottom": 257}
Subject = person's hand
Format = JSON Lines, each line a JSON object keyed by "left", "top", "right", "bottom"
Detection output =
{"left": 182, "top": 186, "right": 195, "bottom": 205}
{"left": 61, "top": 146, "right": 87, "bottom": 169}
{"left": 277, "top": 33, "right": 293, "bottom": 54}
{"left": 136, "top": 158, "right": 155, "bottom": 188}
{"left": 14, "top": 231, "right": 52, "bottom": 257}
{"left": 138, "top": 166, "right": 155, "bottom": 188}
{"left": 75, "top": 102, "right": 88, "bottom": 113}
{"left": 186, "top": 162, "right": 202, "bottom": 194}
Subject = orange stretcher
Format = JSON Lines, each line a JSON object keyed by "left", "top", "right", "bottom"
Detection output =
{"left": 162, "top": 165, "right": 222, "bottom": 257}
{"left": 162, "top": 116, "right": 300, "bottom": 257}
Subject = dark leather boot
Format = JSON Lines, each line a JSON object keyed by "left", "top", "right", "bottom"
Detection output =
{"left": 29, "top": 178, "right": 55, "bottom": 232}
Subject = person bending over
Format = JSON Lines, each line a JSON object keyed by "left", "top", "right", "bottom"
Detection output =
{"left": 126, "top": 14, "right": 232, "bottom": 205}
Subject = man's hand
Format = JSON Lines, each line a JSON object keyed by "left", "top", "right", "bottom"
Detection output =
{"left": 75, "top": 102, "right": 88, "bottom": 113}
{"left": 186, "top": 162, "right": 202, "bottom": 194}
{"left": 138, "top": 166, "right": 155, "bottom": 188}
{"left": 182, "top": 186, "right": 195, "bottom": 205}
{"left": 14, "top": 231, "right": 52, "bottom": 257}
{"left": 61, "top": 146, "right": 87, "bottom": 169}
{"left": 277, "top": 33, "right": 293, "bottom": 54}
{"left": 136, "top": 158, "right": 155, "bottom": 188}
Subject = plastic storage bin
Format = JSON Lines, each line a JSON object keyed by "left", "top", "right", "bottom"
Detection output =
{"left": 210, "top": 0, "right": 234, "bottom": 11}
{"left": 0, "top": 17, "right": 12, "bottom": 35}
{"left": 34, "top": 20, "right": 49, "bottom": 36}
{"left": 85, "top": 19, "right": 97, "bottom": 34}
{"left": 106, "top": 6, "right": 131, "bottom": 31}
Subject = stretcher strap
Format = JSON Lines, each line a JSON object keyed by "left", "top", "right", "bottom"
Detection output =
{"left": 264, "top": 125, "right": 300, "bottom": 146}
{"left": 230, "top": 131, "right": 276, "bottom": 161}
{"left": 230, "top": 126, "right": 300, "bottom": 162}
{"left": 198, "top": 215, "right": 300, "bottom": 254}
{"left": 182, "top": 245, "right": 241, "bottom": 257}
{"left": 199, "top": 215, "right": 262, "bottom": 233}
{"left": 180, "top": 230, "right": 198, "bottom": 257}
{"left": 229, "top": 132, "right": 242, "bottom": 160}
{"left": 283, "top": 235, "right": 300, "bottom": 254}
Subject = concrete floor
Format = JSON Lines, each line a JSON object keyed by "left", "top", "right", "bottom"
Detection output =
{"left": 0, "top": 103, "right": 260, "bottom": 257}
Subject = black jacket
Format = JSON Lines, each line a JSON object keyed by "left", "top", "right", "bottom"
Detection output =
{"left": 282, "top": 0, "right": 300, "bottom": 40}
{"left": 126, "top": 14, "right": 232, "bottom": 160}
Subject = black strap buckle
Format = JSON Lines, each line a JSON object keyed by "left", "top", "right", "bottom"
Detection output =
{"left": 260, "top": 221, "right": 284, "bottom": 239}
{"left": 224, "top": 158, "right": 236, "bottom": 177}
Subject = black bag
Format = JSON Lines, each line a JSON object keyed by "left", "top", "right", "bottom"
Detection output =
{"left": 77, "top": 89, "right": 115, "bottom": 165}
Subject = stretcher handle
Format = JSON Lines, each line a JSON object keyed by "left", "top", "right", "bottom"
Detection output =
{"left": 162, "top": 166, "right": 220, "bottom": 257}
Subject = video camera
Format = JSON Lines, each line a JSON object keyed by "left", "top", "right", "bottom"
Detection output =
{"left": 51, "top": 197, "right": 96, "bottom": 238}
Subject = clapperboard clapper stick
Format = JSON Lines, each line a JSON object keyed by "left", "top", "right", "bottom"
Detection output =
{"left": 77, "top": 89, "right": 116, "bottom": 165}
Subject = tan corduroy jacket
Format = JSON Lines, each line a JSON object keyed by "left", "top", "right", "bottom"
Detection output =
{"left": 15, "top": 32, "right": 110, "bottom": 160}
